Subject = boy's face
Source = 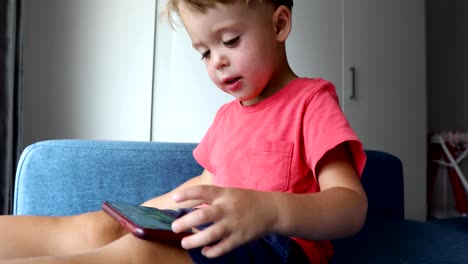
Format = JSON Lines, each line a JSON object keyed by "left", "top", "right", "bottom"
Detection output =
{"left": 179, "top": 1, "right": 285, "bottom": 106}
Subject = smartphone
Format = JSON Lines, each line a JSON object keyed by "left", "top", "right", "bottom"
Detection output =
{"left": 102, "top": 201, "right": 193, "bottom": 242}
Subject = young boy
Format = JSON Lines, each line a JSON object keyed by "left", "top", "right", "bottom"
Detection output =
{"left": 0, "top": 0, "right": 367, "bottom": 263}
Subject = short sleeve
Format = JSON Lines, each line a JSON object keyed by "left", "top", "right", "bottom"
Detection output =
{"left": 193, "top": 123, "right": 215, "bottom": 174}
{"left": 303, "top": 83, "right": 366, "bottom": 179}
{"left": 193, "top": 104, "right": 231, "bottom": 174}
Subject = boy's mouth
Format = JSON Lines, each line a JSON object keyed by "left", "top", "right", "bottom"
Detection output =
{"left": 222, "top": 77, "right": 242, "bottom": 92}
{"left": 223, "top": 77, "right": 241, "bottom": 85}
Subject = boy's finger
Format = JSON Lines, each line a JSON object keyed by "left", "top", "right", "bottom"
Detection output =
{"left": 180, "top": 224, "right": 228, "bottom": 251}
{"left": 172, "top": 185, "right": 220, "bottom": 203}
{"left": 172, "top": 206, "right": 220, "bottom": 233}
{"left": 201, "top": 233, "right": 236, "bottom": 258}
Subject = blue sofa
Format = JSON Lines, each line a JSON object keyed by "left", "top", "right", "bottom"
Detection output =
{"left": 13, "top": 140, "right": 468, "bottom": 263}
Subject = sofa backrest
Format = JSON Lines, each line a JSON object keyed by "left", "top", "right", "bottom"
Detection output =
{"left": 14, "top": 140, "right": 203, "bottom": 216}
{"left": 14, "top": 140, "right": 404, "bottom": 220}
{"left": 361, "top": 150, "right": 404, "bottom": 221}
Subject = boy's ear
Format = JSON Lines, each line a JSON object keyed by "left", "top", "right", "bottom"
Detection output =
{"left": 272, "top": 6, "right": 292, "bottom": 43}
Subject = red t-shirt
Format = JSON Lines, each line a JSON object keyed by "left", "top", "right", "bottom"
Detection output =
{"left": 193, "top": 78, "right": 366, "bottom": 263}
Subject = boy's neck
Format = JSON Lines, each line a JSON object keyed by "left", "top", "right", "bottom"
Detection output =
{"left": 242, "top": 57, "right": 298, "bottom": 106}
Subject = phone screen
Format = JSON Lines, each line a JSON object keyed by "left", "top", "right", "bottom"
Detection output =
{"left": 106, "top": 202, "right": 176, "bottom": 231}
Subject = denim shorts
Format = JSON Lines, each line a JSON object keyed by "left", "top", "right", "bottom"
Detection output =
{"left": 162, "top": 208, "right": 310, "bottom": 264}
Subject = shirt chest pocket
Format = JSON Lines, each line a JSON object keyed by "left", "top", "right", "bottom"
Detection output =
{"left": 244, "top": 140, "right": 294, "bottom": 192}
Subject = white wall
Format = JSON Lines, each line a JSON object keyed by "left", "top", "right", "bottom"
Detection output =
{"left": 22, "top": 0, "right": 156, "bottom": 147}
{"left": 152, "top": 0, "right": 231, "bottom": 143}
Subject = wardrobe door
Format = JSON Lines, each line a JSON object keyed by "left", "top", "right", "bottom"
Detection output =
{"left": 286, "top": 0, "right": 342, "bottom": 103}
{"left": 342, "top": 0, "right": 427, "bottom": 220}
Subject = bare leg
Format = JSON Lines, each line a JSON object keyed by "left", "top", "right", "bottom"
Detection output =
{"left": 0, "top": 211, "right": 126, "bottom": 259}
{"left": 0, "top": 234, "right": 192, "bottom": 264}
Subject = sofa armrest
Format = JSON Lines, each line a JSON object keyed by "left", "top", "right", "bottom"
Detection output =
{"left": 14, "top": 140, "right": 202, "bottom": 216}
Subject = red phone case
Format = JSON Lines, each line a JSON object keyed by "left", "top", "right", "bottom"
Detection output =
{"left": 102, "top": 201, "right": 192, "bottom": 243}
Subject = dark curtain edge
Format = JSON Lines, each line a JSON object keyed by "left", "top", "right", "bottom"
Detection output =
{"left": 0, "top": 0, "right": 23, "bottom": 215}
{"left": 0, "top": 0, "right": 13, "bottom": 215}
{"left": 9, "top": 0, "right": 23, "bottom": 214}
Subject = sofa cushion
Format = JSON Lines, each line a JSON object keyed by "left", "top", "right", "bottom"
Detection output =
{"left": 331, "top": 219, "right": 468, "bottom": 264}
{"left": 431, "top": 217, "right": 468, "bottom": 233}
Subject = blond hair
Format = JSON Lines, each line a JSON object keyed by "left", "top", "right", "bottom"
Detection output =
{"left": 164, "top": 0, "right": 293, "bottom": 27}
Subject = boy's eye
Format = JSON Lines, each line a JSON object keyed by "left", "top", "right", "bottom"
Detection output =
{"left": 223, "top": 36, "right": 240, "bottom": 47}
{"left": 201, "top": 50, "right": 211, "bottom": 60}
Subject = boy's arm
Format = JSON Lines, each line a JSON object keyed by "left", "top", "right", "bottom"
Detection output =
{"left": 171, "top": 143, "right": 367, "bottom": 258}
{"left": 273, "top": 143, "right": 368, "bottom": 240}
{"left": 141, "top": 169, "right": 214, "bottom": 210}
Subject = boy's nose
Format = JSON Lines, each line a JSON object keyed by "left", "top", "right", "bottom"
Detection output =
{"left": 213, "top": 53, "right": 229, "bottom": 70}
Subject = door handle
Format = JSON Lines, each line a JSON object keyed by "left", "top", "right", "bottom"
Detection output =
{"left": 349, "top": 66, "right": 356, "bottom": 99}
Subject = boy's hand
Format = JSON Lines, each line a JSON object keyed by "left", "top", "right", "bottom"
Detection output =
{"left": 171, "top": 185, "right": 279, "bottom": 258}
